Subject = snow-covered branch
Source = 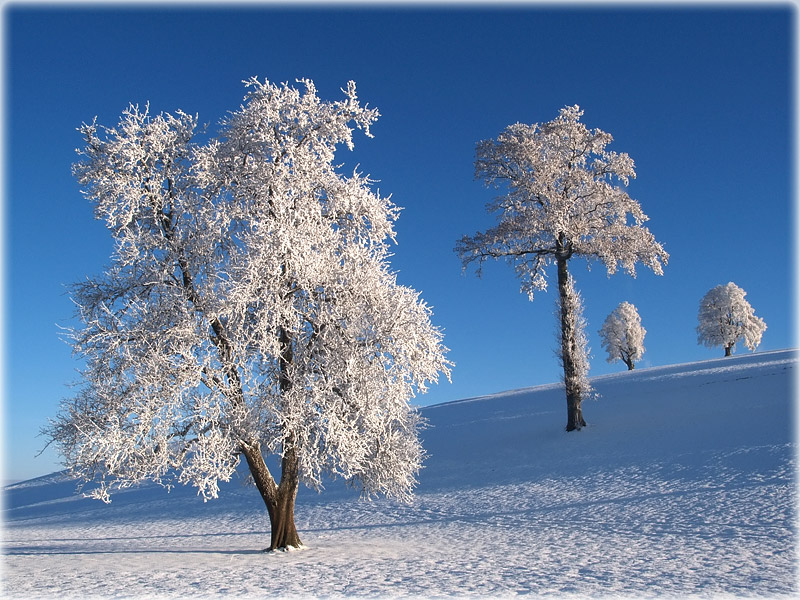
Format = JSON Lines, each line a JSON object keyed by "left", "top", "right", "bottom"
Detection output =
{"left": 697, "top": 282, "right": 766, "bottom": 356}
{"left": 599, "top": 302, "right": 646, "bottom": 370}
{"left": 47, "top": 78, "right": 451, "bottom": 512}
{"left": 459, "top": 105, "right": 668, "bottom": 300}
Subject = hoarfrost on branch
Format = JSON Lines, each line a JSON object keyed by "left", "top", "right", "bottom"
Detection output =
{"left": 456, "top": 105, "right": 668, "bottom": 300}
{"left": 46, "top": 78, "right": 452, "bottom": 509}
{"left": 598, "top": 301, "right": 646, "bottom": 370}
{"left": 696, "top": 282, "right": 766, "bottom": 356}
{"left": 456, "top": 105, "right": 667, "bottom": 430}
{"left": 556, "top": 273, "right": 594, "bottom": 400}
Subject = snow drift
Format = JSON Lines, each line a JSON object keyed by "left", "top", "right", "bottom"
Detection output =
{"left": 4, "top": 349, "right": 797, "bottom": 598}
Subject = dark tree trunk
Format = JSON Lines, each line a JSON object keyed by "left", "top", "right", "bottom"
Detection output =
{"left": 566, "top": 393, "right": 586, "bottom": 432}
{"left": 267, "top": 449, "right": 302, "bottom": 551}
{"left": 241, "top": 442, "right": 303, "bottom": 551}
{"left": 724, "top": 345, "right": 732, "bottom": 357}
{"left": 556, "top": 246, "right": 586, "bottom": 432}
{"left": 238, "top": 323, "right": 302, "bottom": 552}
{"left": 620, "top": 350, "right": 635, "bottom": 371}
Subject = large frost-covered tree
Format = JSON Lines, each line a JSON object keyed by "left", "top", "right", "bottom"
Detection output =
{"left": 45, "top": 78, "right": 451, "bottom": 551}
{"left": 598, "top": 301, "right": 646, "bottom": 370}
{"left": 697, "top": 282, "right": 766, "bottom": 356}
{"left": 456, "top": 105, "right": 668, "bottom": 431}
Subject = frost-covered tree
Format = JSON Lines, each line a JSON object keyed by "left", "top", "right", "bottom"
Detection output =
{"left": 44, "top": 78, "right": 451, "bottom": 551}
{"left": 456, "top": 105, "right": 668, "bottom": 431}
{"left": 598, "top": 301, "right": 646, "bottom": 370}
{"left": 697, "top": 282, "right": 766, "bottom": 357}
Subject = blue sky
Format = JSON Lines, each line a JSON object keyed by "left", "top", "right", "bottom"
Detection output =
{"left": 3, "top": 4, "right": 796, "bottom": 482}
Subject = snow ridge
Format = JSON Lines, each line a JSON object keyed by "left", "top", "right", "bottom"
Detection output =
{"left": 4, "top": 350, "right": 797, "bottom": 598}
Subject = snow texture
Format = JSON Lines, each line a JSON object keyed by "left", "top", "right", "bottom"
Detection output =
{"left": 4, "top": 350, "right": 797, "bottom": 598}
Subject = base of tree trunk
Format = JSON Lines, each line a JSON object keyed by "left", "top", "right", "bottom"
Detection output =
{"left": 565, "top": 421, "right": 587, "bottom": 432}
{"left": 266, "top": 502, "right": 302, "bottom": 552}
{"left": 263, "top": 543, "right": 304, "bottom": 553}
{"left": 241, "top": 441, "right": 303, "bottom": 552}
{"left": 565, "top": 400, "right": 587, "bottom": 432}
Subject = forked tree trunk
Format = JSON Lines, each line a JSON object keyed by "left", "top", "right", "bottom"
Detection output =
{"left": 245, "top": 323, "right": 304, "bottom": 551}
{"left": 267, "top": 449, "right": 302, "bottom": 550}
{"left": 241, "top": 442, "right": 302, "bottom": 551}
{"left": 556, "top": 248, "right": 586, "bottom": 432}
{"left": 623, "top": 356, "right": 635, "bottom": 371}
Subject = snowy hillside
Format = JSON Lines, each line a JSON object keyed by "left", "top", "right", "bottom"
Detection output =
{"left": 4, "top": 350, "right": 797, "bottom": 598}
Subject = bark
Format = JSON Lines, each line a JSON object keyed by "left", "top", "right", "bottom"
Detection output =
{"left": 269, "top": 448, "right": 302, "bottom": 551}
{"left": 556, "top": 243, "right": 586, "bottom": 432}
{"left": 623, "top": 356, "right": 635, "bottom": 371}
{"left": 566, "top": 393, "right": 585, "bottom": 432}
{"left": 160, "top": 171, "right": 303, "bottom": 551}
{"left": 234, "top": 329, "right": 302, "bottom": 550}
{"left": 238, "top": 323, "right": 302, "bottom": 552}
{"left": 241, "top": 441, "right": 303, "bottom": 551}
{"left": 724, "top": 345, "right": 733, "bottom": 357}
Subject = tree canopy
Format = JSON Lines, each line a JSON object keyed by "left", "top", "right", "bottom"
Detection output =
{"left": 46, "top": 79, "right": 451, "bottom": 529}
{"left": 598, "top": 301, "right": 646, "bottom": 370}
{"left": 697, "top": 282, "right": 766, "bottom": 356}
{"left": 457, "top": 105, "right": 667, "bottom": 430}
{"left": 457, "top": 105, "right": 668, "bottom": 300}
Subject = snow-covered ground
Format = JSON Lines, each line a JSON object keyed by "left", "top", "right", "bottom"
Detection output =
{"left": 3, "top": 349, "right": 797, "bottom": 598}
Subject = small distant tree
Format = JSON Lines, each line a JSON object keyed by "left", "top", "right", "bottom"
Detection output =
{"left": 697, "top": 282, "right": 766, "bottom": 356}
{"left": 457, "top": 105, "right": 668, "bottom": 431}
{"left": 45, "top": 78, "right": 451, "bottom": 552}
{"left": 598, "top": 302, "right": 646, "bottom": 370}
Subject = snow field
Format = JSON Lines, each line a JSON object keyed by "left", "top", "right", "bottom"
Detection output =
{"left": 3, "top": 350, "right": 796, "bottom": 598}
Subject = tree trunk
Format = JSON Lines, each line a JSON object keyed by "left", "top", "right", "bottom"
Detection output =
{"left": 267, "top": 449, "right": 302, "bottom": 551}
{"left": 620, "top": 350, "right": 635, "bottom": 371}
{"left": 724, "top": 345, "right": 732, "bottom": 357}
{"left": 556, "top": 250, "right": 586, "bottom": 432}
{"left": 244, "top": 322, "right": 303, "bottom": 551}
{"left": 241, "top": 442, "right": 303, "bottom": 551}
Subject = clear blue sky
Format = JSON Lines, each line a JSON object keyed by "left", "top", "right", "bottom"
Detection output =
{"left": 3, "top": 4, "right": 796, "bottom": 482}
